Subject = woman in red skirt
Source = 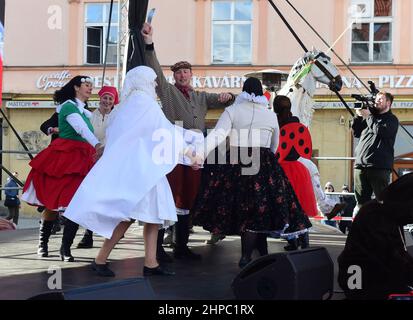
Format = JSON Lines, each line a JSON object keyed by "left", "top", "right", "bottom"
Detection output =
{"left": 22, "top": 75, "right": 103, "bottom": 262}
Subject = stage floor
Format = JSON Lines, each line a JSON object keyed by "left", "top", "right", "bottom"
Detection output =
{"left": 0, "top": 223, "right": 347, "bottom": 300}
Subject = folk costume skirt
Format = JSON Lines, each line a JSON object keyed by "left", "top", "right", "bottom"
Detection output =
{"left": 279, "top": 160, "right": 318, "bottom": 217}
{"left": 192, "top": 147, "right": 312, "bottom": 236}
{"left": 167, "top": 164, "right": 202, "bottom": 210}
{"left": 22, "top": 138, "right": 95, "bottom": 211}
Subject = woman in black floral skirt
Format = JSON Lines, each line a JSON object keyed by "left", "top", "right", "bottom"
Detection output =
{"left": 192, "top": 77, "right": 312, "bottom": 268}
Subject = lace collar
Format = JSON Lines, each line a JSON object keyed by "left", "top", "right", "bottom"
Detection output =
{"left": 234, "top": 91, "right": 269, "bottom": 107}
{"left": 56, "top": 99, "right": 92, "bottom": 118}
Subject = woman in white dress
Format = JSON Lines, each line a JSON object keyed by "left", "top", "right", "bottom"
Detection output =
{"left": 63, "top": 66, "right": 202, "bottom": 277}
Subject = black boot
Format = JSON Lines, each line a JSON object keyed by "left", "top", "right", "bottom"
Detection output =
{"left": 157, "top": 228, "right": 173, "bottom": 263}
{"left": 77, "top": 229, "right": 93, "bottom": 248}
{"left": 60, "top": 218, "right": 79, "bottom": 262}
{"left": 298, "top": 232, "right": 310, "bottom": 249}
{"left": 50, "top": 216, "right": 61, "bottom": 235}
{"left": 37, "top": 220, "right": 54, "bottom": 257}
{"left": 284, "top": 238, "right": 299, "bottom": 251}
{"left": 238, "top": 231, "right": 255, "bottom": 268}
{"left": 174, "top": 215, "right": 201, "bottom": 260}
{"left": 256, "top": 233, "right": 268, "bottom": 256}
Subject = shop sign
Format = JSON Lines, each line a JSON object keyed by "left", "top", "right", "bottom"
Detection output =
{"left": 36, "top": 70, "right": 117, "bottom": 91}
{"left": 166, "top": 76, "right": 247, "bottom": 89}
{"left": 33, "top": 71, "right": 413, "bottom": 91}
{"left": 314, "top": 101, "right": 413, "bottom": 109}
{"left": 317, "top": 75, "right": 413, "bottom": 90}
{"left": 6, "top": 100, "right": 100, "bottom": 109}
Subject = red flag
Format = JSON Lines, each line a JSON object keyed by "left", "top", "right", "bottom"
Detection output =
{"left": 0, "top": 0, "right": 4, "bottom": 108}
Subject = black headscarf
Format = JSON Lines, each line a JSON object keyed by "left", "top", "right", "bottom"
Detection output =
{"left": 242, "top": 77, "right": 263, "bottom": 96}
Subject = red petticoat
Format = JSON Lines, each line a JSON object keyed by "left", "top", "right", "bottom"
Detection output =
{"left": 279, "top": 160, "right": 318, "bottom": 217}
{"left": 23, "top": 138, "right": 96, "bottom": 210}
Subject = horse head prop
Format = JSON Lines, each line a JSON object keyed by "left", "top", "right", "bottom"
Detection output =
{"left": 278, "top": 49, "right": 342, "bottom": 127}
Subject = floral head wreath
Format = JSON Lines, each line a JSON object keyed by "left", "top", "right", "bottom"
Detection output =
{"left": 80, "top": 77, "right": 93, "bottom": 83}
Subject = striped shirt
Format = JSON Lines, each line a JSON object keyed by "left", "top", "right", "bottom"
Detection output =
{"left": 145, "top": 44, "right": 235, "bottom": 132}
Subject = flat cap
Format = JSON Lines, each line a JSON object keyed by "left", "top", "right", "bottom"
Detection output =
{"left": 171, "top": 61, "right": 192, "bottom": 73}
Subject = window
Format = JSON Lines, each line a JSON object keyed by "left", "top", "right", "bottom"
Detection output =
{"left": 393, "top": 123, "right": 413, "bottom": 179}
{"left": 350, "top": 0, "right": 392, "bottom": 63}
{"left": 85, "top": 3, "right": 119, "bottom": 65}
{"left": 394, "top": 124, "right": 413, "bottom": 158}
{"left": 212, "top": 0, "right": 252, "bottom": 64}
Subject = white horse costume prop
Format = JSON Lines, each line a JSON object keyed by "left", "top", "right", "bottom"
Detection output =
{"left": 278, "top": 49, "right": 342, "bottom": 127}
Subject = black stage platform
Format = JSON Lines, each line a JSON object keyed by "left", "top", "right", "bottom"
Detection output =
{"left": 0, "top": 224, "right": 346, "bottom": 300}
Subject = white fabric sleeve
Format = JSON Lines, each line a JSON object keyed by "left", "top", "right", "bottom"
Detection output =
{"left": 66, "top": 113, "right": 100, "bottom": 147}
{"left": 270, "top": 120, "right": 280, "bottom": 154}
{"left": 204, "top": 110, "right": 232, "bottom": 157}
{"left": 175, "top": 127, "right": 204, "bottom": 166}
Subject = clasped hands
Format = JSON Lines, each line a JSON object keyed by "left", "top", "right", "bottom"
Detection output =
{"left": 94, "top": 143, "right": 104, "bottom": 162}
{"left": 184, "top": 148, "right": 204, "bottom": 170}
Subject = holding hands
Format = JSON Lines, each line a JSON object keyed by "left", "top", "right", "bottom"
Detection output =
{"left": 184, "top": 147, "right": 204, "bottom": 170}
{"left": 94, "top": 143, "right": 104, "bottom": 161}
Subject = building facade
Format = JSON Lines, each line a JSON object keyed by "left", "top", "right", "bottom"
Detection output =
{"left": 2, "top": 0, "right": 413, "bottom": 215}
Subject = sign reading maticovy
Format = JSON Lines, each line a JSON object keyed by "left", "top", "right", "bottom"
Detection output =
{"left": 6, "top": 100, "right": 100, "bottom": 109}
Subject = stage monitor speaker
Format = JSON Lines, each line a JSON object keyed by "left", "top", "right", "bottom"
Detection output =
{"left": 28, "top": 278, "right": 156, "bottom": 300}
{"left": 405, "top": 229, "right": 413, "bottom": 258}
{"left": 232, "top": 247, "right": 334, "bottom": 300}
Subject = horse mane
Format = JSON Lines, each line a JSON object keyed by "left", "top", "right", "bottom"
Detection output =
{"left": 278, "top": 53, "right": 316, "bottom": 127}
{"left": 288, "top": 54, "right": 311, "bottom": 81}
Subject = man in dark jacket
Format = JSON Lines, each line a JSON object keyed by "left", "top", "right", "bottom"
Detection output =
{"left": 351, "top": 91, "right": 399, "bottom": 215}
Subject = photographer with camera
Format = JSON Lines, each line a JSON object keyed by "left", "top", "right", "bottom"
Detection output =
{"left": 351, "top": 91, "right": 399, "bottom": 215}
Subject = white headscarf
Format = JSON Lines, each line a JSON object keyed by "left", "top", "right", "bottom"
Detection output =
{"left": 121, "top": 65, "right": 157, "bottom": 101}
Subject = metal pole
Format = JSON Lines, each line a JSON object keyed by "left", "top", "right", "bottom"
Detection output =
{"left": 281, "top": 0, "right": 413, "bottom": 144}
{"left": 102, "top": 0, "right": 115, "bottom": 82}
{"left": 267, "top": 0, "right": 308, "bottom": 53}
{"left": 267, "top": 0, "right": 355, "bottom": 117}
{"left": 0, "top": 109, "right": 33, "bottom": 160}
{"left": 283, "top": 0, "right": 371, "bottom": 93}
{"left": 1, "top": 165, "right": 24, "bottom": 187}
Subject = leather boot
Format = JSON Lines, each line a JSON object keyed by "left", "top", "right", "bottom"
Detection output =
{"left": 299, "top": 232, "right": 310, "bottom": 249}
{"left": 256, "top": 233, "right": 268, "bottom": 256}
{"left": 157, "top": 228, "right": 173, "bottom": 263}
{"left": 284, "top": 238, "right": 299, "bottom": 251}
{"left": 238, "top": 233, "right": 253, "bottom": 268}
{"left": 37, "top": 220, "right": 54, "bottom": 257}
{"left": 77, "top": 229, "right": 93, "bottom": 248}
{"left": 174, "top": 215, "right": 201, "bottom": 260}
{"left": 60, "top": 218, "right": 79, "bottom": 262}
{"left": 50, "top": 216, "right": 61, "bottom": 235}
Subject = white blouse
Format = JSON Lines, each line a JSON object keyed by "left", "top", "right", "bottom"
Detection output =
{"left": 204, "top": 94, "right": 279, "bottom": 157}
{"left": 63, "top": 99, "right": 99, "bottom": 147}
{"left": 90, "top": 108, "right": 112, "bottom": 145}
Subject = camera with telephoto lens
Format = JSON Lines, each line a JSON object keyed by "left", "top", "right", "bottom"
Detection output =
{"left": 351, "top": 81, "right": 380, "bottom": 110}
